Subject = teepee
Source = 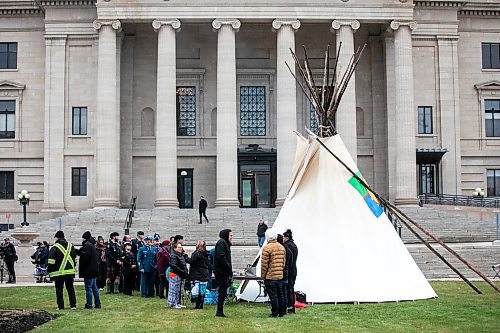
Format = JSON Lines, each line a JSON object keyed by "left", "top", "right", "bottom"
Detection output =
{"left": 238, "top": 133, "right": 437, "bottom": 303}
{"left": 237, "top": 44, "right": 437, "bottom": 303}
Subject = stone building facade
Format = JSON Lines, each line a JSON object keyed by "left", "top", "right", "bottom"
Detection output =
{"left": 0, "top": 0, "right": 499, "bottom": 215}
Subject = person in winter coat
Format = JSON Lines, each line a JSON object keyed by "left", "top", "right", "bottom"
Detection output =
{"left": 157, "top": 240, "right": 171, "bottom": 299}
{"left": 136, "top": 236, "right": 158, "bottom": 298}
{"left": 277, "top": 234, "right": 293, "bottom": 316}
{"left": 95, "top": 237, "right": 107, "bottom": 289}
{"left": 48, "top": 230, "right": 77, "bottom": 310}
{"left": 283, "top": 229, "right": 298, "bottom": 313}
{"left": 105, "top": 232, "right": 122, "bottom": 294}
{"left": 121, "top": 242, "right": 137, "bottom": 296}
{"left": 256, "top": 217, "right": 268, "bottom": 248}
{"left": 3, "top": 237, "right": 17, "bottom": 283}
{"left": 31, "top": 241, "right": 49, "bottom": 283}
{"left": 131, "top": 231, "right": 145, "bottom": 291}
{"left": 77, "top": 231, "right": 101, "bottom": 309}
{"left": 198, "top": 196, "right": 209, "bottom": 224}
{"left": 168, "top": 242, "right": 188, "bottom": 309}
{"left": 214, "top": 229, "right": 233, "bottom": 317}
{"left": 189, "top": 240, "right": 210, "bottom": 309}
{"left": 261, "top": 229, "right": 285, "bottom": 317}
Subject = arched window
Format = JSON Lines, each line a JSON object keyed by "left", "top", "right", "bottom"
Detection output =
{"left": 356, "top": 107, "right": 364, "bottom": 137}
{"left": 141, "top": 107, "right": 155, "bottom": 137}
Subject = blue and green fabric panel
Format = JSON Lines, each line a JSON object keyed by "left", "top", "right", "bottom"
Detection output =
{"left": 348, "top": 171, "right": 383, "bottom": 218}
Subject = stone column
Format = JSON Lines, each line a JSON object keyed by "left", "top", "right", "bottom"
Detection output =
{"left": 152, "top": 19, "right": 181, "bottom": 207}
{"left": 437, "top": 36, "right": 461, "bottom": 195}
{"left": 369, "top": 36, "right": 387, "bottom": 197}
{"left": 93, "top": 20, "right": 121, "bottom": 207}
{"left": 212, "top": 19, "right": 241, "bottom": 207}
{"left": 42, "top": 35, "right": 67, "bottom": 213}
{"left": 383, "top": 32, "right": 397, "bottom": 200}
{"left": 331, "top": 20, "right": 360, "bottom": 163}
{"left": 390, "top": 21, "right": 419, "bottom": 205}
{"left": 272, "top": 19, "right": 300, "bottom": 206}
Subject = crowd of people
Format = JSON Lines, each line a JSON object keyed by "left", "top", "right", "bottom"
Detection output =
{"left": 3, "top": 214, "right": 299, "bottom": 319}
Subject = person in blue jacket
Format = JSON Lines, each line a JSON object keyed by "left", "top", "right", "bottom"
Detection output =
{"left": 136, "top": 236, "right": 158, "bottom": 298}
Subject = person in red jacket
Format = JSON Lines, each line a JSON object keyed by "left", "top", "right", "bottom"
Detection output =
{"left": 157, "top": 240, "right": 171, "bottom": 299}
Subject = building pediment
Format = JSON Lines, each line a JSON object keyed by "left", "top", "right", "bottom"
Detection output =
{"left": 0, "top": 80, "right": 26, "bottom": 90}
{"left": 474, "top": 80, "right": 500, "bottom": 91}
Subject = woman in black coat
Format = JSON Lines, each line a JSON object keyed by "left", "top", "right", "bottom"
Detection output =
{"left": 189, "top": 240, "right": 210, "bottom": 309}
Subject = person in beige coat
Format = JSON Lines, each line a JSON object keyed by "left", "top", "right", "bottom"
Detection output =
{"left": 261, "top": 229, "right": 286, "bottom": 317}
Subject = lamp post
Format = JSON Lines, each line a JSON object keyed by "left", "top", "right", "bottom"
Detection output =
{"left": 18, "top": 189, "right": 30, "bottom": 227}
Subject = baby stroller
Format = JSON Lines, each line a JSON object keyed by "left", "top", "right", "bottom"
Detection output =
{"left": 33, "top": 265, "right": 49, "bottom": 283}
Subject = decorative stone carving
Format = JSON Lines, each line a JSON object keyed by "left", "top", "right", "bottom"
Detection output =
{"left": 212, "top": 19, "right": 241, "bottom": 31}
{"left": 272, "top": 19, "right": 301, "bottom": 31}
{"left": 92, "top": 19, "right": 121, "bottom": 31}
{"left": 331, "top": 19, "right": 360, "bottom": 31}
{"left": 390, "top": 20, "right": 417, "bottom": 31}
{"left": 152, "top": 19, "right": 181, "bottom": 32}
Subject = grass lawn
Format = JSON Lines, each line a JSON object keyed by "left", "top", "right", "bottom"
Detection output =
{"left": 0, "top": 282, "right": 498, "bottom": 333}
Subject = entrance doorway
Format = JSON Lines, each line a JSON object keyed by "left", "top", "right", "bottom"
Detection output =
{"left": 241, "top": 166, "right": 272, "bottom": 207}
{"left": 238, "top": 144, "right": 276, "bottom": 208}
{"left": 177, "top": 169, "right": 193, "bottom": 208}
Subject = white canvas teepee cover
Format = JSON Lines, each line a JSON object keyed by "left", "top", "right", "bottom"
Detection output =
{"left": 237, "top": 133, "right": 436, "bottom": 303}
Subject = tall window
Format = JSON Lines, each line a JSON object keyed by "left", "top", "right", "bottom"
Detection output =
{"left": 0, "top": 42, "right": 17, "bottom": 69}
{"left": 487, "top": 169, "right": 500, "bottom": 197}
{"left": 419, "top": 164, "right": 435, "bottom": 195}
{"left": 0, "top": 100, "right": 15, "bottom": 139}
{"left": 482, "top": 43, "right": 500, "bottom": 70}
{"left": 0, "top": 171, "right": 14, "bottom": 199}
{"left": 240, "top": 86, "right": 266, "bottom": 136}
{"left": 72, "top": 107, "right": 87, "bottom": 135}
{"left": 485, "top": 99, "right": 500, "bottom": 137}
{"left": 176, "top": 87, "right": 196, "bottom": 136}
{"left": 418, "top": 106, "right": 433, "bottom": 134}
{"left": 71, "top": 168, "right": 87, "bottom": 196}
{"left": 309, "top": 102, "right": 319, "bottom": 134}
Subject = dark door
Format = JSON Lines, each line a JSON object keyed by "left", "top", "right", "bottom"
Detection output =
{"left": 241, "top": 175, "right": 255, "bottom": 208}
{"left": 177, "top": 169, "right": 193, "bottom": 208}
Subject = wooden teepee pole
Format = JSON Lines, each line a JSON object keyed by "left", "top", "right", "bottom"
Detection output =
{"left": 315, "top": 137, "right": 500, "bottom": 294}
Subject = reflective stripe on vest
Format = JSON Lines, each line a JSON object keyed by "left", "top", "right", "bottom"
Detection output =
{"left": 49, "top": 243, "right": 75, "bottom": 278}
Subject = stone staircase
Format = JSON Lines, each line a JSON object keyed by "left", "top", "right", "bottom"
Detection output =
{"left": 2, "top": 205, "right": 499, "bottom": 279}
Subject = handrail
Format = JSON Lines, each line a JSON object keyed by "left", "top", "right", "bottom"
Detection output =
{"left": 124, "top": 197, "right": 137, "bottom": 235}
{"left": 419, "top": 194, "right": 500, "bottom": 209}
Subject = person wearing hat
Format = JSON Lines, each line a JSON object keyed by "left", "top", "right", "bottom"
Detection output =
{"left": 261, "top": 229, "right": 286, "bottom": 317}
{"left": 3, "top": 237, "right": 17, "bottom": 284}
{"left": 77, "top": 231, "right": 101, "bottom": 309}
{"left": 136, "top": 236, "right": 158, "bottom": 297}
{"left": 47, "top": 230, "right": 77, "bottom": 310}
{"left": 131, "top": 231, "right": 145, "bottom": 291}
{"left": 105, "top": 231, "right": 122, "bottom": 294}
{"left": 121, "top": 242, "right": 137, "bottom": 296}
{"left": 157, "top": 240, "right": 171, "bottom": 299}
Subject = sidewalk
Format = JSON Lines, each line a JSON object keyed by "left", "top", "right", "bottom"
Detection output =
{"left": 0, "top": 281, "right": 85, "bottom": 288}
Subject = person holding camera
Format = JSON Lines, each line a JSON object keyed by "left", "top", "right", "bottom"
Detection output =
{"left": 3, "top": 237, "right": 17, "bottom": 283}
